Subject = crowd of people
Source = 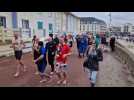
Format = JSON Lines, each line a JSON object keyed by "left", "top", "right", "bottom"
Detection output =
{"left": 11, "top": 32, "right": 73, "bottom": 84}
{"left": 76, "top": 32, "right": 104, "bottom": 87}
{"left": 76, "top": 32, "right": 115, "bottom": 87}
{"left": 10, "top": 31, "right": 115, "bottom": 86}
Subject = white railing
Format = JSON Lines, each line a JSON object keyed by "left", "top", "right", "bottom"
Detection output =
{"left": 0, "top": 27, "right": 32, "bottom": 43}
{"left": 0, "top": 27, "right": 14, "bottom": 43}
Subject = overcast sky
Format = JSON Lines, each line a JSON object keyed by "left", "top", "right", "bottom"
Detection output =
{"left": 72, "top": 12, "right": 134, "bottom": 26}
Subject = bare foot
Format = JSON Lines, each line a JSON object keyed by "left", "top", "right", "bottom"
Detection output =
{"left": 57, "top": 80, "right": 62, "bottom": 84}
{"left": 14, "top": 72, "right": 20, "bottom": 77}
{"left": 62, "top": 80, "right": 67, "bottom": 85}
{"left": 35, "top": 71, "right": 39, "bottom": 75}
{"left": 40, "top": 79, "right": 48, "bottom": 83}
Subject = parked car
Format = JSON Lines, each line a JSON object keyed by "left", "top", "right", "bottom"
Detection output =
{"left": 129, "top": 35, "right": 134, "bottom": 42}
{"left": 123, "top": 36, "right": 129, "bottom": 41}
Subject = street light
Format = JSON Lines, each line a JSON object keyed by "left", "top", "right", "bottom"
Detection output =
{"left": 93, "top": 22, "right": 97, "bottom": 35}
{"left": 108, "top": 12, "right": 112, "bottom": 37}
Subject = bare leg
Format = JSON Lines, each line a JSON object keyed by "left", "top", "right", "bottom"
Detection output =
{"left": 57, "top": 72, "right": 62, "bottom": 80}
{"left": 56, "top": 72, "right": 62, "bottom": 84}
{"left": 39, "top": 73, "right": 47, "bottom": 83}
{"left": 42, "top": 73, "right": 51, "bottom": 79}
{"left": 35, "top": 66, "right": 39, "bottom": 75}
{"left": 63, "top": 72, "right": 67, "bottom": 80}
{"left": 19, "top": 60, "right": 27, "bottom": 72}
{"left": 14, "top": 60, "right": 21, "bottom": 77}
{"left": 62, "top": 71, "right": 67, "bottom": 84}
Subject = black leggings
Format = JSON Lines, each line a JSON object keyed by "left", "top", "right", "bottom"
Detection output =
{"left": 48, "top": 56, "right": 55, "bottom": 72}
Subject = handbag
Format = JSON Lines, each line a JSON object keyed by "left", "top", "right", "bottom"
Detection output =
{"left": 83, "top": 58, "right": 89, "bottom": 68}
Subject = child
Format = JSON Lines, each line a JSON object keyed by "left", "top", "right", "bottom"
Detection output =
{"left": 34, "top": 41, "right": 51, "bottom": 83}
{"left": 55, "top": 38, "right": 71, "bottom": 85}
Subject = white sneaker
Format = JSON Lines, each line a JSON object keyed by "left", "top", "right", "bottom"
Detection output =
{"left": 40, "top": 79, "right": 47, "bottom": 83}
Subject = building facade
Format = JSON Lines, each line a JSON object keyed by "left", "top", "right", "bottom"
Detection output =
{"left": 80, "top": 17, "right": 107, "bottom": 34}
{"left": 0, "top": 12, "right": 80, "bottom": 43}
{"left": 121, "top": 23, "right": 134, "bottom": 34}
{"left": 54, "top": 12, "right": 80, "bottom": 36}
{"left": 110, "top": 26, "right": 121, "bottom": 33}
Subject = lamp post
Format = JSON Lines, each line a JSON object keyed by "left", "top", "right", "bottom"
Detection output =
{"left": 109, "top": 12, "right": 112, "bottom": 36}
{"left": 93, "top": 22, "right": 97, "bottom": 36}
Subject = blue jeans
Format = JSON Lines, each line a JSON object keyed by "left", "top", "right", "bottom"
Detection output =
{"left": 85, "top": 68, "right": 98, "bottom": 84}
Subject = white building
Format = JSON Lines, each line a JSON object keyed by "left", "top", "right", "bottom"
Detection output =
{"left": 121, "top": 23, "right": 134, "bottom": 34}
{"left": 0, "top": 12, "right": 80, "bottom": 42}
{"left": 0, "top": 12, "right": 55, "bottom": 39}
{"left": 54, "top": 12, "right": 80, "bottom": 35}
{"left": 80, "top": 17, "right": 107, "bottom": 34}
{"left": 15, "top": 12, "right": 56, "bottom": 39}
{"left": 0, "top": 12, "right": 12, "bottom": 29}
{"left": 66, "top": 12, "right": 80, "bottom": 34}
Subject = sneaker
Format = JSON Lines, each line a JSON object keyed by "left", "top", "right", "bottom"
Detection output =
{"left": 40, "top": 79, "right": 47, "bottom": 83}
{"left": 57, "top": 80, "right": 62, "bottom": 84}
{"left": 91, "top": 83, "right": 95, "bottom": 87}
{"left": 14, "top": 72, "right": 20, "bottom": 77}
{"left": 62, "top": 80, "right": 67, "bottom": 85}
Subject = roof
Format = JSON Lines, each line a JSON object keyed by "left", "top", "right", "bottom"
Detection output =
{"left": 80, "top": 17, "right": 106, "bottom": 25}
{"left": 65, "top": 12, "right": 80, "bottom": 19}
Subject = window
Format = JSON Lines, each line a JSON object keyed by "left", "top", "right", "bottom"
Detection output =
{"left": 22, "top": 19, "right": 29, "bottom": 29}
{"left": 80, "top": 21, "right": 82, "bottom": 24}
{"left": 0, "top": 16, "right": 6, "bottom": 28}
{"left": 83, "top": 25, "right": 85, "bottom": 31}
{"left": 87, "top": 25, "right": 89, "bottom": 31}
{"left": 49, "top": 23, "right": 53, "bottom": 33}
{"left": 37, "top": 21, "right": 43, "bottom": 29}
{"left": 48, "top": 12, "right": 52, "bottom": 17}
{"left": 56, "top": 12, "right": 59, "bottom": 18}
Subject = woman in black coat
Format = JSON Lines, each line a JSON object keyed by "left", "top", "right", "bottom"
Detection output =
{"left": 84, "top": 43, "right": 103, "bottom": 87}
{"left": 110, "top": 35, "right": 115, "bottom": 52}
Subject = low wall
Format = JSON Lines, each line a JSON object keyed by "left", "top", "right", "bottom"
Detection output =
{"left": 0, "top": 42, "right": 32, "bottom": 58}
{"left": 115, "top": 41, "right": 134, "bottom": 76}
